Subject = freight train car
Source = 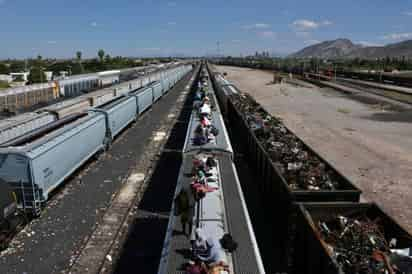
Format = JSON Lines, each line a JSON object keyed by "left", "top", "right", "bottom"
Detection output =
{"left": 0, "top": 64, "right": 193, "bottom": 217}
{"left": 91, "top": 95, "right": 138, "bottom": 142}
{"left": 0, "top": 65, "right": 188, "bottom": 146}
{"left": 0, "top": 82, "right": 59, "bottom": 113}
{"left": 207, "top": 62, "right": 412, "bottom": 273}
{"left": 158, "top": 63, "right": 265, "bottom": 274}
{"left": 57, "top": 74, "right": 100, "bottom": 97}
{"left": 0, "top": 112, "right": 56, "bottom": 145}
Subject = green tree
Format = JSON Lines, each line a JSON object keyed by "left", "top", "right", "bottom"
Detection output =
{"left": 105, "top": 54, "right": 111, "bottom": 63}
{"left": 9, "top": 62, "right": 25, "bottom": 72}
{"left": 98, "top": 49, "right": 105, "bottom": 62}
{"left": 71, "top": 63, "right": 84, "bottom": 75}
{"left": 0, "top": 63, "right": 10, "bottom": 74}
{"left": 28, "top": 67, "right": 47, "bottom": 84}
{"left": 75, "top": 51, "right": 84, "bottom": 74}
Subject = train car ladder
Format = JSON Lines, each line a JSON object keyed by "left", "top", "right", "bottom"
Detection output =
{"left": 19, "top": 180, "right": 41, "bottom": 216}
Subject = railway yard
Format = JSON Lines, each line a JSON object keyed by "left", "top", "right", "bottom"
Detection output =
{"left": 217, "top": 65, "right": 412, "bottom": 233}
{"left": 0, "top": 61, "right": 412, "bottom": 274}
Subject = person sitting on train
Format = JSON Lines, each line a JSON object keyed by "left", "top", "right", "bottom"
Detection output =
{"left": 186, "top": 258, "right": 208, "bottom": 274}
{"left": 194, "top": 90, "right": 203, "bottom": 101}
{"left": 193, "top": 100, "right": 202, "bottom": 111}
{"left": 197, "top": 169, "right": 207, "bottom": 183}
{"left": 193, "top": 154, "right": 216, "bottom": 173}
{"left": 206, "top": 157, "right": 217, "bottom": 168}
{"left": 207, "top": 263, "right": 230, "bottom": 274}
{"left": 199, "top": 103, "right": 211, "bottom": 117}
{"left": 195, "top": 237, "right": 229, "bottom": 270}
{"left": 201, "top": 116, "right": 211, "bottom": 127}
{"left": 191, "top": 182, "right": 218, "bottom": 200}
{"left": 199, "top": 88, "right": 207, "bottom": 99}
{"left": 192, "top": 228, "right": 208, "bottom": 257}
{"left": 193, "top": 124, "right": 208, "bottom": 146}
{"left": 190, "top": 168, "right": 218, "bottom": 200}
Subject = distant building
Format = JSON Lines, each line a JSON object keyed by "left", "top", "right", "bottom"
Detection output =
{"left": 10, "top": 72, "right": 30, "bottom": 83}
{"left": 0, "top": 74, "right": 12, "bottom": 83}
{"left": 44, "top": 71, "right": 53, "bottom": 81}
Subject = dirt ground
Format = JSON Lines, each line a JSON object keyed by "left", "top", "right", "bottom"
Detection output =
{"left": 217, "top": 65, "right": 412, "bottom": 233}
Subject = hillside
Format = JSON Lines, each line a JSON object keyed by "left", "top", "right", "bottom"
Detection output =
{"left": 289, "top": 39, "right": 412, "bottom": 59}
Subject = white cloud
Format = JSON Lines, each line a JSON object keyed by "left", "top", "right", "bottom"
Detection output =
{"left": 242, "top": 23, "right": 270, "bottom": 30}
{"left": 139, "top": 47, "right": 161, "bottom": 51}
{"left": 90, "top": 22, "right": 98, "bottom": 27}
{"left": 167, "top": 22, "right": 177, "bottom": 25}
{"left": 292, "top": 19, "right": 319, "bottom": 30}
{"left": 295, "top": 31, "right": 311, "bottom": 38}
{"left": 382, "top": 32, "right": 412, "bottom": 40}
{"left": 291, "top": 19, "right": 333, "bottom": 31}
{"left": 402, "top": 11, "right": 412, "bottom": 16}
{"left": 304, "top": 39, "right": 321, "bottom": 45}
{"left": 321, "top": 20, "right": 333, "bottom": 26}
{"left": 258, "top": 31, "right": 276, "bottom": 38}
{"left": 254, "top": 23, "right": 270, "bottom": 28}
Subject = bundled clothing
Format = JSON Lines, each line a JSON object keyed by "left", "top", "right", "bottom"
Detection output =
{"left": 192, "top": 228, "right": 209, "bottom": 257}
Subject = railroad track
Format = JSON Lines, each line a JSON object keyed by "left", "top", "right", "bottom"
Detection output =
{"left": 303, "top": 75, "right": 412, "bottom": 107}
{"left": 208, "top": 65, "right": 412, "bottom": 274}
{"left": 0, "top": 214, "right": 27, "bottom": 251}
{"left": 335, "top": 78, "right": 412, "bottom": 105}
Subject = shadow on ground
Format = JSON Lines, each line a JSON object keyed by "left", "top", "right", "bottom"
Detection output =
{"left": 113, "top": 76, "right": 196, "bottom": 274}
{"left": 363, "top": 110, "right": 412, "bottom": 123}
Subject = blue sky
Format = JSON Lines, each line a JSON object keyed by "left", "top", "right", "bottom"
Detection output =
{"left": 0, "top": 0, "right": 412, "bottom": 58}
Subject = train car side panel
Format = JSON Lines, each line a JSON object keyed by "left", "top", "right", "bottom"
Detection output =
{"left": 29, "top": 114, "right": 106, "bottom": 200}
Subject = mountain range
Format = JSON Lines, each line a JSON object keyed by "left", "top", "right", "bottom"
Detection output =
{"left": 289, "top": 39, "right": 412, "bottom": 59}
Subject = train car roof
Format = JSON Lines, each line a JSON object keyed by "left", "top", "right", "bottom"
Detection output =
{"left": 159, "top": 154, "right": 265, "bottom": 273}
{"left": 57, "top": 74, "right": 99, "bottom": 84}
{"left": 0, "top": 112, "right": 43, "bottom": 131}
{"left": 0, "top": 112, "right": 102, "bottom": 158}
{"left": 183, "top": 111, "right": 233, "bottom": 158}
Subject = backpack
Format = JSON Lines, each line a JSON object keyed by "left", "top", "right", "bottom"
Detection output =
{"left": 220, "top": 233, "right": 238, "bottom": 252}
{"left": 193, "top": 136, "right": 208, "bottom": 146}
{"left": 206, "top": 157, "right": 217, "bottom": 167}
{"left": 210, "top": 126, "right": 219, "bottom": 136}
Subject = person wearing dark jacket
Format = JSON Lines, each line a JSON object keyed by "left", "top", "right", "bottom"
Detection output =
{"left": 176, "top": 187, "right": 195, "bottom": 235}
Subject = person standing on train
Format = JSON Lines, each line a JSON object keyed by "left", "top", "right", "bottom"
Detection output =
{"left": 175, "top": 187, "right": 195, "bottom": 235}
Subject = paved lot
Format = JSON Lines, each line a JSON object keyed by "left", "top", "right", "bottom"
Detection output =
{"left": 0, "top": 72, "right": 193, "bottom": 274}
{"left": 217, "top": 65, "right": 412, "bottom": 233}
